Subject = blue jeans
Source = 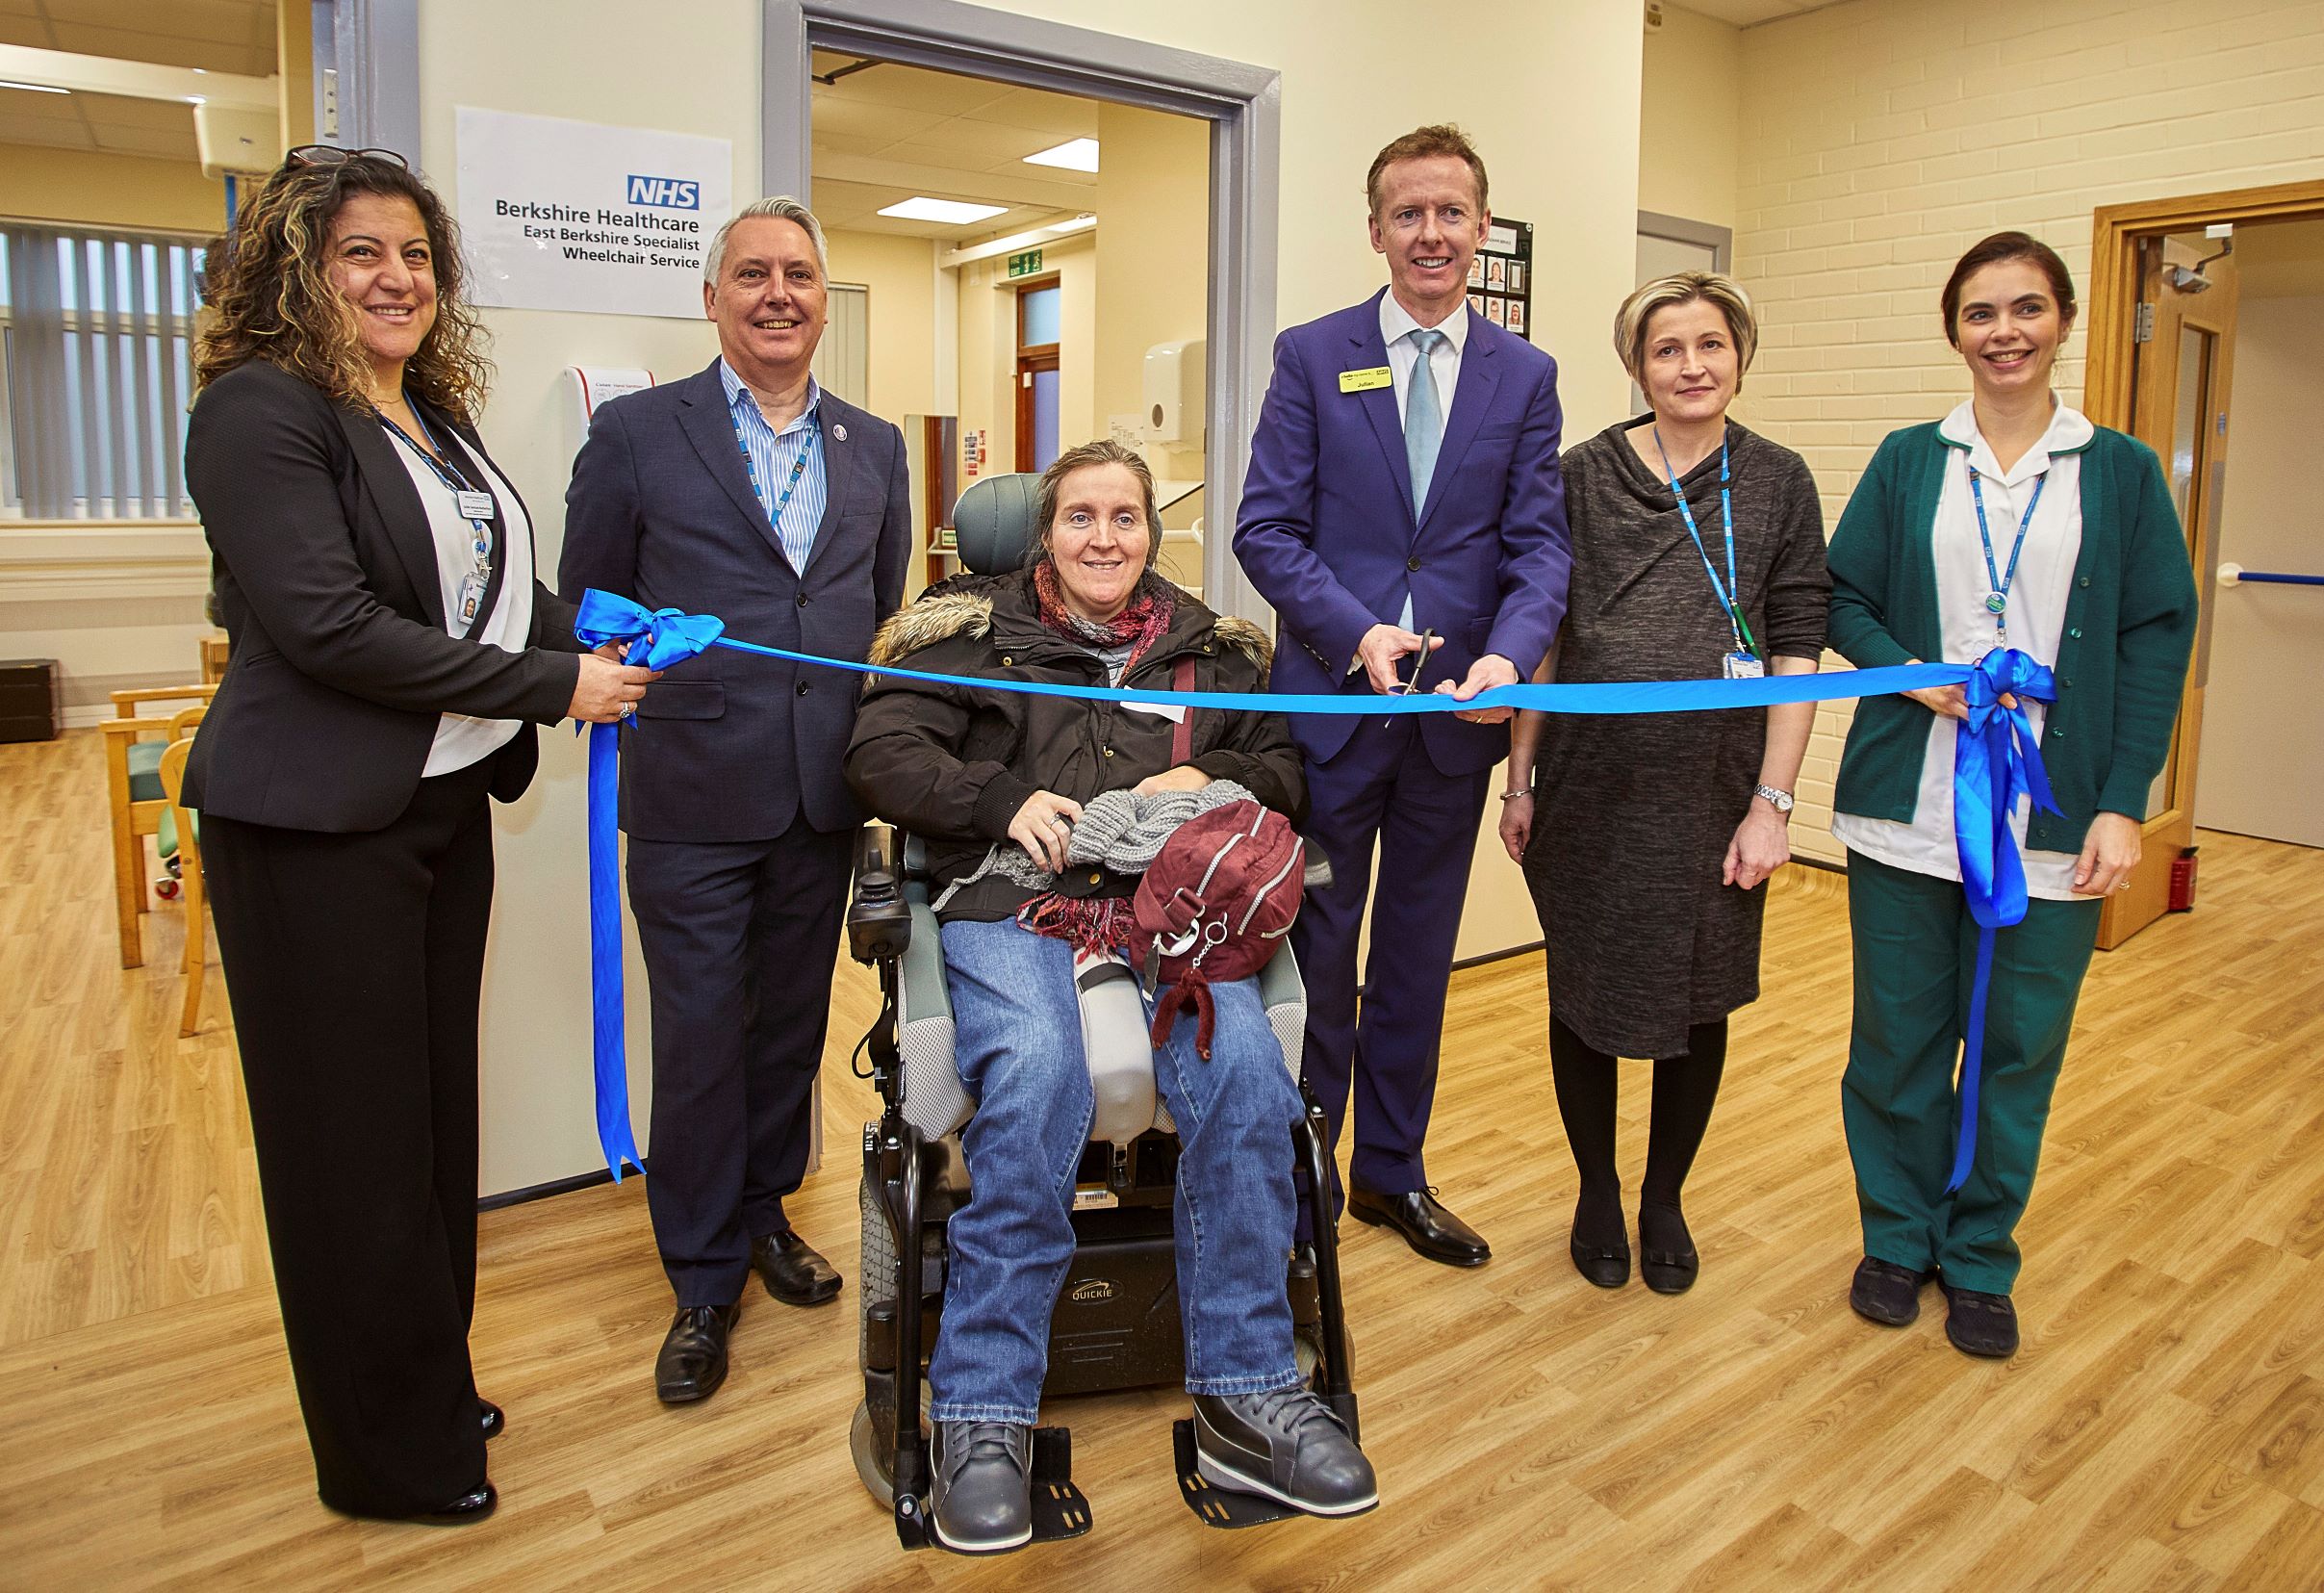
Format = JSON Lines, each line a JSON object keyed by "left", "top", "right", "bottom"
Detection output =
{"left": 927, "top": 917, "right": 1306, "bottom": 1426}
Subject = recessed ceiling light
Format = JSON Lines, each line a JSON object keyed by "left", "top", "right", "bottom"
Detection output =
{"left": 0, "top": 80, "right": 70, "bottom": 95}
{"left": 878, "top": 196, "right": 1009, "bottom": 225}
{"left": 1022, "top": 138, "right": 1098, "bottom": 172}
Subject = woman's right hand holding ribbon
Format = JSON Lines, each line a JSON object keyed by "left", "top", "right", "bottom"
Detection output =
{"left": 569, "top": 654, "right": 660, "bottom": 723}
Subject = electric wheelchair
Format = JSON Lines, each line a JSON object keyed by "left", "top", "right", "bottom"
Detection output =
{"left": 841, "top": 474, "right": 1361, "bottom": 1551}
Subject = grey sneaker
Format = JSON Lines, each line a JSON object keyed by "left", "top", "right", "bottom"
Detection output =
{"left": 930, "top": 1421, "right": 1034, "bottom": 1553}
{"left": 1191, "top": 1387, "right": 1378, "bottom": 1516}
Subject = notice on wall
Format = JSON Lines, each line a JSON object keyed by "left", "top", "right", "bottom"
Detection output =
{"left": 1467, "top": 217, "right": 1534, "bottom": 342}
{"left": 456, "top": 107, "right": 732, "bottom": 320}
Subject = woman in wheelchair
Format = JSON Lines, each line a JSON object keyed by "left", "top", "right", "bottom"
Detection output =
{"left": 845, "top": 440, "right": 1377, "bottom": 1551}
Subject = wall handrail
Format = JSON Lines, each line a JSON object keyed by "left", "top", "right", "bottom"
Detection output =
{"left": 2217, "top": 563, "right": 2324, "bottom": 587}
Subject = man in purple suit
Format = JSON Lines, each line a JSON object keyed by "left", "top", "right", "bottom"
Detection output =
{"left": 1234, "top": 125, "right": 1570, "bottom": 1266}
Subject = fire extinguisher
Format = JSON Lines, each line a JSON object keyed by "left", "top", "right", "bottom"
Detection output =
{"left": 2168, "top": 845, "right": 2199, "bottom": 912}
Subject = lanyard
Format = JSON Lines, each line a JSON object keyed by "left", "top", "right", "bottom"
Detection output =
{"left": 729, "top": 396, "right": 820, "bottom": 528}
{"left": 379, "top": 398, "right": 498, "bottom": 634}
{"left": 1965, "top": 457, "right": 2047, "bottom": 640}
{"left": 1652, "top": 427, "right": 1756, "bottom": 657}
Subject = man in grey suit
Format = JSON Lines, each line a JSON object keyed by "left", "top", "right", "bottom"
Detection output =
{"left": 561, "top": 196, "right": 911, "bottom": 1403}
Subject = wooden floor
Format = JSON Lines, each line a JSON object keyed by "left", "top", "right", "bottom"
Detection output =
{"left": 4, "top": 729, "right": 2322, "bottom": 1591}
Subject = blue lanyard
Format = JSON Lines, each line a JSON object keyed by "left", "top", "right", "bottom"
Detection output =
{"left": 1965, "top": 458, "right": 2046, "bottom": 637}
{"left": 730, "top": 397, "right": 820, "bottom": 527}
{"left": 1651, "top": 427, "right": 1756, "bottom": 656}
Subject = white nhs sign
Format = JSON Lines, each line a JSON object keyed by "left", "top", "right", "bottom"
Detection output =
{"left": 625, "top": 174, "right": 701, "bottom": 210}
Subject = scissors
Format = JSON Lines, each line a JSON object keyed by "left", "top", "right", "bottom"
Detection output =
{"left": 1393, "top": 629, "right": 1439, "bottom": 695}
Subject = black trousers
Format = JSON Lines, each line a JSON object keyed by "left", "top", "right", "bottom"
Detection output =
{"left": 203, "top": 757, "right": 497, "bottom": 1518}
{"left": 626, "top": 818, "right": 853, "bottom": 1305}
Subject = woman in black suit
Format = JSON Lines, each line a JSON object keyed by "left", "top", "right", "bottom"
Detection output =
{"left": 184, "top": 147, "right": 654, "bottom": 1524}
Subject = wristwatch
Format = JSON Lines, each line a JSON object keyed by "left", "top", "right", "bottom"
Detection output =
{"left": 1754, "top": 784, "right": 1795, "bottom": 814}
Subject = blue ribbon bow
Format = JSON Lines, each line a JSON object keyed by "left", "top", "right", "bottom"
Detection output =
{"left": 570, "top": 592, "right": 728, "bottom": 1179}
{"left": 1945, "top": 648, "right": 2063, "bottom": 1193}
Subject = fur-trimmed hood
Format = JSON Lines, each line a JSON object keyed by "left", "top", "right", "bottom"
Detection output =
{"left": 867, "top": 567, "right": 1273, "bottom": 681}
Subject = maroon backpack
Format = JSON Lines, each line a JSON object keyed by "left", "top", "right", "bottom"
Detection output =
{"left": 1130, "top": 800, "right": 1305, "bottom": 1061}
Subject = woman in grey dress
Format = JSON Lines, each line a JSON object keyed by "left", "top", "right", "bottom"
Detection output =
{"left": 1499, "top": 272, "right": 1829, "bottom": 1294}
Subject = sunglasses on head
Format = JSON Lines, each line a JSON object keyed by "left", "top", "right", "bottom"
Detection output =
{"left": 283, "top": 144, "right": 411, "bottom": 172}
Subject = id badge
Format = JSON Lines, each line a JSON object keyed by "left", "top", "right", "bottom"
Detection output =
{"left": 455, "top": 489, "right": 495, "bottom": 522}
{"left": 457, "top": 572, "right": 487, "bottom": 626}
{"left": 1723, "top": 651, "right": 1764, "bottom": 680}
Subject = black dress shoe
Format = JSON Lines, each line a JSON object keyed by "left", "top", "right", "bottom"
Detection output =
{"left": 478, "top": 1399, "right": 504, "bottom": 1441}
{"left": 1637, "top": 1203, "right": 1698, "bottom": 1296}
{"left": 1850, "top": 1256, "right": 1935, "bottom": 1326}
{"left": 655, "top": 1301, "right": 740, "bottom": 1404}
{"left": 1346, "top": 1186, "right": 1490, "bottom": 1267}
{"left": 411, "top": 1480, "right": 498, "bottom": 1526}
{"left": 752, "top": 1228, "right": 843, "bottom": 1307}
{"left": 1939, "top": 1281, "right": 2020, "bottom": 1358}
{"left": 1569, "top": 1232, "right": 1631, "bottom": 1289}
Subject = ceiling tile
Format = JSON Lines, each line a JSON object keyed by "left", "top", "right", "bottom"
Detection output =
{"left": 0, "top": 82, "right": 80, "bottom": 119}
{"left": 0, "top": 113, "right": 91, "bottom": 148}
{"left": 975, "top": 87, "right": 1098, "bottom": 139}
{"left": 90, "top": 122, "right": 198, "bottom": 158}
{"left": 809, "top": 95, "right": 946, "bottom": 145}
{"left": 813, "top": 60, "right": 1014, "bottom": 116}
{"left": 72, "top": 90, "right": 196, "bottom": 131}
{"left": 42, "top": 20, "right": 268, "bottom": 73}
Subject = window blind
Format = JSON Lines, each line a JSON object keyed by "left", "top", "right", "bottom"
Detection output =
{"left": 2, "top": 226, "right": 206, "bottom": 521}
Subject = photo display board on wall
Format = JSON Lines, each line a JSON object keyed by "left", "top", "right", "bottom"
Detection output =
{"left": 1468, "top": 218, "right": 1532, "bottom": 340}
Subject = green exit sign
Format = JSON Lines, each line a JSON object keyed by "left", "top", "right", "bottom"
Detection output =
{"left": 1007, "top": 248, "right": 1044, "bottom": 278}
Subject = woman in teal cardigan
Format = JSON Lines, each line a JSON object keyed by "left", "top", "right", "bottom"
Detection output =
{"left": 1825, "top": 231, "right": 2197, "bottom": 1358}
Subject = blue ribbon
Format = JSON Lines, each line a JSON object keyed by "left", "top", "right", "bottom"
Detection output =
{"left": 564, "top": 589, "right": 2043, "bottom": 1187}
{"left": 1945, "top": 648, "right": 2062, "bottom": 1193}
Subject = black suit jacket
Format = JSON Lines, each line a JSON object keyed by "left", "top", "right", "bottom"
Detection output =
{"left": 557, "top": 361, "right": 912, "bottom": 841}
{"left": 182, "top": 359, "right": 585, "bottom": 832}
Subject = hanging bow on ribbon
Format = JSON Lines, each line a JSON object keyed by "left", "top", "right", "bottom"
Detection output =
{"left": 564, "top": 587, "right": 1978, "bottom": 1179}
{"left": 1944, "top": 647, "right": 2063, "bottom": 1194}
{"left": 570, "top": 592, "right": 727, "bottom": 1178}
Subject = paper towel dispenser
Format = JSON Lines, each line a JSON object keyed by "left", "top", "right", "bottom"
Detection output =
{"left": 1142, "top": 338, "right": 1205, "bottom": 446}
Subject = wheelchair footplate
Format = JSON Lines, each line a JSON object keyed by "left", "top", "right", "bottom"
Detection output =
{"left": 1172, "top": 1420, "right": 1313, "bottom": 1529}
{"left": 901, "top": 1426, "right": 1093, "bottom": 1554}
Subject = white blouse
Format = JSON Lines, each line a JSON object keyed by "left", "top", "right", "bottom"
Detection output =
{"left": 385, "top": 431, "right": 535, "bottom": 777}
{"left": 1833, "top": 398, "right": 2093, "bottom": 899}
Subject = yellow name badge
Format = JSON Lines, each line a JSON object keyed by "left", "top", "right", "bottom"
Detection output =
{"left": 1338, "top": 366, "right": 1393, "bottom": 394}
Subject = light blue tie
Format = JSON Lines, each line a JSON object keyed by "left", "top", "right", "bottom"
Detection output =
{"left": 1404, "top": 326, "right": 1446, "bottom": 517}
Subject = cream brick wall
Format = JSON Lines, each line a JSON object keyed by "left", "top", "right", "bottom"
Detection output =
{"left": 1723, "top": 0, "right": 2324, "bottom": 861}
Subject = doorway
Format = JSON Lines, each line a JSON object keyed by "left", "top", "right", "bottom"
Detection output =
{"left": 1012, "top": 277, "right": 1061, "bottom": 474}
{"left": 766, "top": 0, "right": 1279, "bottom": 621}
{"left": 2084, "top": 179, "right": 2324, "bottom": 946}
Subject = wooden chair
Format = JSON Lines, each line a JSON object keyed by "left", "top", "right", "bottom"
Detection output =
{"left": 103, "top": 684, "right": 218, "bottom": 968}
{"left": 156, "top": 719, "right": 210, "bottom": 1037}
{"left": 199, "top": 633, "right": 231, "bottom": 684}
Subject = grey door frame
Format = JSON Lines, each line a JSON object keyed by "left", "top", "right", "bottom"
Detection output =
{"left": 767, "top": 0, "right": 1280, "bottom": 618}
{"left": 321, "top": 0, "right": 1279, "bottom": 616}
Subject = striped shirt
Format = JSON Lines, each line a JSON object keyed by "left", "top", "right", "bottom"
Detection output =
{"left": 718, "top": 358, "right": 828, "bottom": 573}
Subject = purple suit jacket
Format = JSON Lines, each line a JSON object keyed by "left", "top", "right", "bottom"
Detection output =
{"left": 1232, "top": 290, "right": 1571, "bottom": 773}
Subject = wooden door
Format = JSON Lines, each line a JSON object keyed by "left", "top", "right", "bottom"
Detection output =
{"left": 2098, "top": 235, "right": 2240, "bottom": 949}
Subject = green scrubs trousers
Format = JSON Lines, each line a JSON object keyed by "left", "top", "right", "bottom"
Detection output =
{"left": 1841, "top": 850, "right": 2102, "bottom": 1294}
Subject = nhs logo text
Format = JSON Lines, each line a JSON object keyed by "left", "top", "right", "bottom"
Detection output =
{"left": 625, "top": 175, "right": 700, "bottom": 210}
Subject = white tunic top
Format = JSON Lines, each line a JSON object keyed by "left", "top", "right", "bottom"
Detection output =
{"left": 386, "top": 431, "right": 535, "bottom": 777}
{"left": 1833, "top": 398, "right": 2093, "bottom": 899}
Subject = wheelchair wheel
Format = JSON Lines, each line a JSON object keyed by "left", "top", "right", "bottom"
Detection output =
{"left": 858, "top": 1174, "right": 896, "bottom": 1371}
{"left": 850, "top": 1398, "right": 896, "bottom": 1509}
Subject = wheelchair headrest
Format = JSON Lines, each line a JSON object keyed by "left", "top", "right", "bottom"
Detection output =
{"left": 951, "top": 473, "right": 1043, "bottom": 575}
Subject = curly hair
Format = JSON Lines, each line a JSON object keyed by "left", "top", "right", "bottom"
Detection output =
{"left": 194, "top": 152, "right": 490, "bottom": 423}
